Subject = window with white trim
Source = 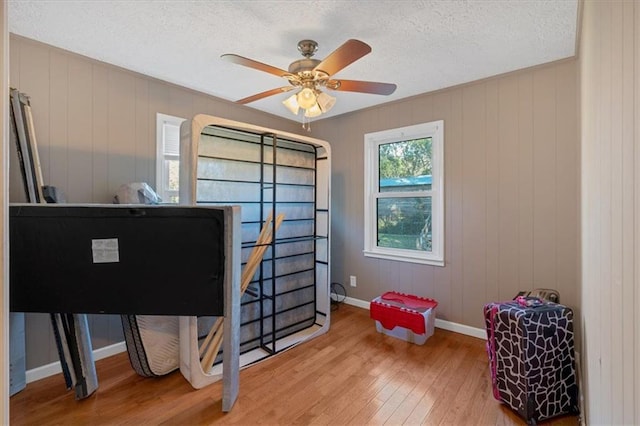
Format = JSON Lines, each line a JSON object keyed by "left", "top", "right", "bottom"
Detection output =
{"left": 364, "top": 120, "right": 444, "bottom": 266}
{"left": 156, "top": 113, "right": 185, "bottom": 203}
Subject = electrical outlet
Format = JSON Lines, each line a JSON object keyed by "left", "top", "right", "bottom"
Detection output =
{"left": 350, "top": 275, "right": 357, "bottom": 287}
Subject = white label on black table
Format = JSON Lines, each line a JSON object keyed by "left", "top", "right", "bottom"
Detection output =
{"left": 92, "top": 238, "right": 120, "bottom": 263}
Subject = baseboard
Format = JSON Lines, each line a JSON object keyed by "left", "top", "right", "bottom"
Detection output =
{"left": 25, "top": 341, "right": 127, "bottom": 384}
{"left": 343, "top": 296, "right": 370, "bottom": 309}
{"left": 433, "top": 318, "right": 486, "bottom": 339}
{"left": 342, "top": 296, "right": 486, "bottom": 340}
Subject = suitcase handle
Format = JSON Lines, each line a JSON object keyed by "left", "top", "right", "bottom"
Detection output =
{"left": 515, "top": 295, "right": 545, "bottom": 308}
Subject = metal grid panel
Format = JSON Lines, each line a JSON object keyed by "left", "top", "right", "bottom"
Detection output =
{"left": 196, "top": 125, "right": 326, "bottom": 356}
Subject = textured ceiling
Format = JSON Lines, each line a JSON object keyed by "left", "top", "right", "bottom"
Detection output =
{"left": 8, "top": 1, "right": 578, "bottom": 121}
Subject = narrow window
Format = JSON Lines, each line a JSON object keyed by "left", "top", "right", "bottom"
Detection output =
{"left": 364, "top": 121, "right": 444, "bottom": 266}
{"left": 156, "top": 113, "right": 185, "bottom": 203}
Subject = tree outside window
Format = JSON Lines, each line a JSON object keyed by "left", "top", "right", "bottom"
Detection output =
{"left": 377, "top": 138, "right": 432, "bottom": 252}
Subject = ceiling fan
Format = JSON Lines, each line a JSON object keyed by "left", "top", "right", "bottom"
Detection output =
{"left": 221, "top": 39, "right": 397, "bottom": 119}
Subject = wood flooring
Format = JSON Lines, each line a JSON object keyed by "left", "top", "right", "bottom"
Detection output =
{"left": 10, "top": 304, "right": 579, "bottom": 425}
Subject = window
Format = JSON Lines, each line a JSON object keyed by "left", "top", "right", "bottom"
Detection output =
{"left": 156, "top": 113, "right": 185, "bottom": 203}
{"left": 364, "top": 120, "right": 444, "bottom": 266}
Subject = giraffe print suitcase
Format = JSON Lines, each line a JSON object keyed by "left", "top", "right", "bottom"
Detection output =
{"left": 484, "top": 298, "right": 579, "bottom": 424}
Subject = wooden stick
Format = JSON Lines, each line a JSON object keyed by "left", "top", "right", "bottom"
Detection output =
{"left": 255, "top": 210, "right": 274, "bottom": 247}
{"left": 241, "top": 245, "right": 267, "bottom": 292}
{"left": 200, "top": 212, "right": 284, "bottom": 373}
{"left": 201, "top": 324, "right": 225, "bottom": 373}
{"left": 241, "top": 213, "right": 284, "bottom": 293}
{"left": 198, "top": 214, "right": 272, "bottom": 360}
{"left": 198, "top": 317, "right": 223, "bottom": 357}
{"left": 240, "top": 213, "right": 282, "bottom": 290}
{"left": 239, "top": 212, "right": 275, "bottom": 284}
{"left": 246, "top": 213, "right": 284, "bottom": 276}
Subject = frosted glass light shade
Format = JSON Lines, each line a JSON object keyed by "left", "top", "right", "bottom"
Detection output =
{"left": 282, "top": 94, "right": 300, "bottom": 115}
{"left": 317, "top": 92, "right": 336, "bottom": 113}
{"left": 304, "top": 103, "right": 322, "bottom": 118}
{"left": 297, "top": 88, "right": 317, "bottom": 109}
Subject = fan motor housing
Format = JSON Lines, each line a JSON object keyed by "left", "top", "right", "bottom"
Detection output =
{"left": 288, "top": 58, "right": 321, "bottom": 75}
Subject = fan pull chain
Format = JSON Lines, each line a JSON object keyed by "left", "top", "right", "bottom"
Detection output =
{"left": 302, "top": 114, "right": 311, "bottom": 132}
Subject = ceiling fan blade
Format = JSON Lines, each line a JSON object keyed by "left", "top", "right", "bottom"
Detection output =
{"left": 221, "top": 54, "right": 293, "bottom": 79}
{"left": 329, "top": 79, "right": 397, "bottom": 96}
{"left": 314, "top": 39, "right": 371, "bottom": 76}
{"left": 236, "top": 86, "right": 296, "bottom": 104}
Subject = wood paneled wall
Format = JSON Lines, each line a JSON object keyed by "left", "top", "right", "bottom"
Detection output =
{"left": 580, "top": 1, "right": 640, "bottom": 424}
{"left": 8, "top": 34, "right": 302, "bottom": 369}
{"left": 313, "top": 59, "right": 579, "bottom": 331}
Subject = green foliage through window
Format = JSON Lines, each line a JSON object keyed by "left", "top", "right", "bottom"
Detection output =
{"left": 376, "top": 137, "right": 433, "bottom": 252}
{"left": 379, "top": 137, "right": 432, "bottom": 180}
{"left": 377, "top": 197, "right": 431, "bottom": 251}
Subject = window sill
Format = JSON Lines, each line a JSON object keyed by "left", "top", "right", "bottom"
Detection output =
{"left": 363, "top": 250, "right": 445, "bottom": 267}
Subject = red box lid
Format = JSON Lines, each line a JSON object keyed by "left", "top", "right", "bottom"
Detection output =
{"left": 370, "top": 292, "right": 438, "bottom": 334}
{"left": 380, "top": 291, "right": 438, "bottom": 311}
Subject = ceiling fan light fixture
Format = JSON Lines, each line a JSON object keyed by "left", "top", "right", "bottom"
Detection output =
{"left": 297, "top": 87, "right": 317, "bottom": 109}
{"left": 224, "top": 39, "right": 396, "bottom": 121}
{"left": 317, "top": 92, "right": 336, "bottom": 113}
{"left": 282, "top": 94, "right": 300, "bottom": 115}
{"left": 304, "top": 103, "right": 322, "bottom": 118}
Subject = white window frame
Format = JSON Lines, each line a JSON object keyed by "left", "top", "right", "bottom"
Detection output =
{"left": 364, "top": 120, "right": 444, "bottom": 266}
{"left": 156, "top": 113, "right": 185, "bottom": 204}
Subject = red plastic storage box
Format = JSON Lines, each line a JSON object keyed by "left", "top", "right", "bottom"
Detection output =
{"left": 370, "top": 291, "right": 438, "bottom": 345}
